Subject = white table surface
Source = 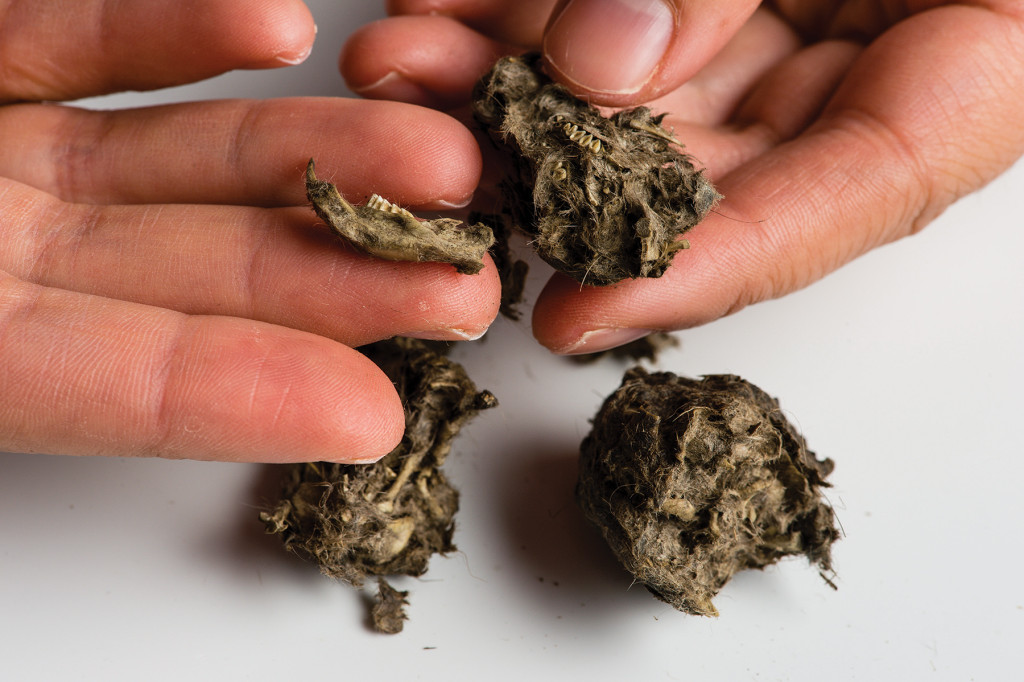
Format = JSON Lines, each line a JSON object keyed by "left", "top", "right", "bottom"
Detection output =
{"left": 2, "top": 2, "right": 1022, "bottom": 680}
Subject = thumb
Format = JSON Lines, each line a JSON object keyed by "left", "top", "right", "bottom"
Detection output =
{"left": 542, "top": 0, "right": 760, "bottom": 106}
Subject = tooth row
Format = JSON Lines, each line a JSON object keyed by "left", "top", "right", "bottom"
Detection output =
{"left": 367, "top": 193, "right": 415, "bottom": 219}
{"left": 562, "top": 122, "right": 602, "bottom": 154}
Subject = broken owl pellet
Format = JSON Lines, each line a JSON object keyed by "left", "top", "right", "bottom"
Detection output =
{"left": 472, "top": 54, "right": 721, "bottom": 286}
{"left": 260, "top": 337, "right": 497, "bottom": 633}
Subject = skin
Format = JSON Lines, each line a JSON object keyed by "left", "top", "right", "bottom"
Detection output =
{"left": 5, "top": 0, "right": 1021, "bottom": 462}
{"left": 343, "top": 0, "right": 1024, "bottom": 353}
{"left": 0, "top": 0, "right": 501, "bottom": 463}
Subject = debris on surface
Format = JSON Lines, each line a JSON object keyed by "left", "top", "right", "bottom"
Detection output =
{"left": 371, "top": 578, "right": 410, "bottom": 635}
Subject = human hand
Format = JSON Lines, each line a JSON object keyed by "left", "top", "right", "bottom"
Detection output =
{"left": 0, "top": 0, "right": 500, "bottom": 462}
{"left": 342, "top": 0, "right": 1024, "bottom": 353}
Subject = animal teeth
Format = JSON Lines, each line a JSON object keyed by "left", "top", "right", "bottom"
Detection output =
{"left": 562, "top": 122, "right": 602, "bottom": 154}
{"left": 367, "top": 193, "right": 416, "bottom": 219}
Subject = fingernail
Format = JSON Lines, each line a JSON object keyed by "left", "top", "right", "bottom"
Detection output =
{"left": 433, "top": 194, "right": 475, "bottom": 210}
{"left": 556, "top": 327, "right": 653, "bottom": 355}
{"left": 544, "top": 0, "right": 674, "bottom": 95}
{"left": 248, "top": 43, "right": 313, "bottom": 69}
{"left": 341, "top": 453, "right": 388, "bottom": 465}
{"left": 273, "top": 49, "right": 312, "bottom": 66}
{"left": 412, "top": 327, "right": 489, "bottom": 342}
{"left": 280, "top": 22, "right": 317, "bottom": 65}
{"left": 349, "top": 71, "right": 433, "bottom": 106}
{"left": 271, "top": 23, "right": 316, "bottom": 66}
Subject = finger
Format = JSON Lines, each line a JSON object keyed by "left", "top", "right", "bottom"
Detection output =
{"left": 0, "top": 0, "right": 315, "bottom": 102}
{"left": 643, "top": 8, "right": 802, "bottom": 125}
{"left": 342, "top": 16, "right": 508, "bottom": 110}
{"left": 730, "top": 40, "right": 863, "bottom": 143}
{"left": 387, "top": 0, "right": 559, "bottom": 47}
{"left": 657, "top": 39, "right": 862, "bottom": 180}
{"left": 771, "top": 0, "right": 909, "bottom": 42}
{"left": 772, "top": 0, "right": 1023, "bottom": 41}
{"left": 542, "top": 0, "right": 763, "bottom": 107}
{"left": 532, "top": 38, "right": 852, "bottom": 197}
{"left": 0, "top": 98, "right": 481, "bottom": 209}
{"left": 344, "top": 9, "right": 799, "bottom": 126}
{"left": 0, "top": 179, "right": 501, "bottom": 347}
{"left": 533, "top": 6, "right": 1024, "bottom": 352}
{"left": 0, "top": 271, "right": 403, "bottom": 463}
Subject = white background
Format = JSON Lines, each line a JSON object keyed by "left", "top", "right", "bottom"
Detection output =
{"left": 2, "top": 2, "right": 1023, "bottom": 680}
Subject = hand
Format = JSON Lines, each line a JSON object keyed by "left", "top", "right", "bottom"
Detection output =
{"left": 342, "top": 0, "right": 1024, "bottom": 353}
{"left": 0, "top": 0, "right": 500, "bottom": 462}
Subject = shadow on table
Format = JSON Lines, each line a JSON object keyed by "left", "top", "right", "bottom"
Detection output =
{"left": 489, "top": 440, "right": 659, "bottom": 622}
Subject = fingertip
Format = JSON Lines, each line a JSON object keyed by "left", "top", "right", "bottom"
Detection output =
{"left": 0, "top": 0, "right": 321, "bottom": 100}
{"left": 257, "top": 338, "right": 407, "bottom": 464}
{"left": 221, "top": 0, "right": 318, "bottom": 69}
{"left": 530, "top": 268, "right": 693, "bottom": 354}
{"left": 401, "top": 108, "right": 483, "bottom": 209}
{"left": 341, "top": 15, "right": 505, "bottom": 109}
{"left": 368, "top": 102, "right": 484, "bottom": 208}
{"left": 159, "top": 320, "right": 407, "bottom": 464}
{"left": 531, "top": 272, "right": 590, "bottom": 351}
{"left": 447, "top": 253, "right": 504, "bottom": 335}
{"left": 306, "top": 99, "right": 482, "bottom": 208}
{"left": 319, "top": 350, "right": 406, "bottom": 464}
{"left": 340, "top": 19, "right": 419, "bottom": 97}
{"left": 398, "top": 254, "right": 503, "bottom": 343}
